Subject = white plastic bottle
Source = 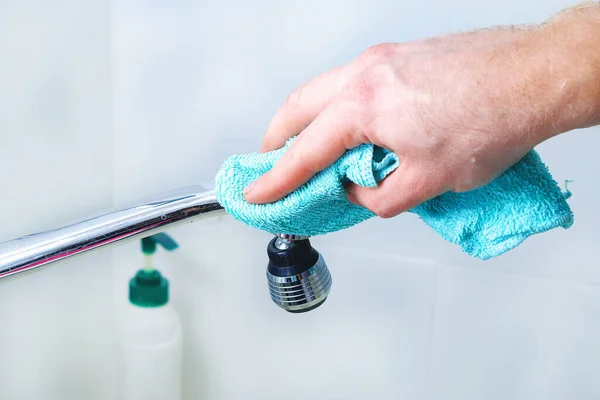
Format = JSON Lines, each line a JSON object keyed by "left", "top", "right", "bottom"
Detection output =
{"left": 119, "top": 235, "right": 182, "bottom": 400}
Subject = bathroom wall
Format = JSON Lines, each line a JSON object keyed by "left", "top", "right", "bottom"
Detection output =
{"left": 1, "top": 0, "right": 599, "bottom": 399}
{"left": 111, "top": 0, "right": 600, "bottom": 399}
{"left": 0, "top": 1, "right": 115, "bottom": 399}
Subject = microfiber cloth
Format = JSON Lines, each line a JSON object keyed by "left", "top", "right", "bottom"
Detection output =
{"left": 215, "top": 139, "right": 573, "bottom": 259}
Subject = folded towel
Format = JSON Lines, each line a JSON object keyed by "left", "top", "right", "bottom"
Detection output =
{"left": 215, "top": 139, "right": 573, "bottom": 259}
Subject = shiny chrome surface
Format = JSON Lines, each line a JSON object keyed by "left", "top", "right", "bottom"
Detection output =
{"left": 267, "top": 254, "right": 332, "bottom": 313}
{"left": 0, "top": 185, "right": 224, "bottom": 280}
{"left": 275, "top": 233, "right": 309, "bottom": 242}
{"left": 273, "top": 234, "right": 310, "bottom": 250}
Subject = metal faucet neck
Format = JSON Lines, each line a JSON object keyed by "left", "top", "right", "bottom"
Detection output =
{"left": 0, "top": 185, "right": 224, "bottom": 281}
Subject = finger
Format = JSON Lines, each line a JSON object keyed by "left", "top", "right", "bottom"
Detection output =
{"left": 346, "top": 190, "right": 361, "bottom": 206}
{"left": 260, "top": 66, "right": 348, "bottom": 153}
{"left": 346, "top": 164, "right": 449, "bottom": 218}
{"left": 246, "top": 103, "right": 364, "bottom": 204}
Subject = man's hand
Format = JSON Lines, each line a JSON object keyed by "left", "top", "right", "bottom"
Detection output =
{"left": 244, "top": 3, "right": 599, "bottom": 218}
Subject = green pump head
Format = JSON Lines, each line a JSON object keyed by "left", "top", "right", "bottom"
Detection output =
{"left": 141, "top": 232, "right": 179, "bottom": 256}
{"left": 129, "top": 233, "right": 178, "bottom": 308}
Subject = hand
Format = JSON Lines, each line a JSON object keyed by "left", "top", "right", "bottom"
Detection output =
{"left": 244, "top": 8, "right": 599, "bottom": 218}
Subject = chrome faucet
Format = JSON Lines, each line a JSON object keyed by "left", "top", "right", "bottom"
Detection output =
{"left": 0, "top": 184, "right": 332, "bottom": 313}
{"left": 0, "top": 185, "right": 224, "bottom": 280}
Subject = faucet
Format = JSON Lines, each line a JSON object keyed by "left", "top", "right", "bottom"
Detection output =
{"left": 0, "top": 185, "right": 331, "bottom": 313}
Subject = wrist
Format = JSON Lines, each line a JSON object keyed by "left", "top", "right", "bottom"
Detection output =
{"left": 536, "top": 3, "right": 600, "bottom": 141}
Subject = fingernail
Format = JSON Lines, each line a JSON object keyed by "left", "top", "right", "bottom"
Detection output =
{"left": 243, "top": 181, "right": 255, "bottom": 195}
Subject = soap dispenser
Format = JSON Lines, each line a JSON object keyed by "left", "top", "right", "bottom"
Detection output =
{"left": 119, "top": 233, "right": 182, "bottom": 400}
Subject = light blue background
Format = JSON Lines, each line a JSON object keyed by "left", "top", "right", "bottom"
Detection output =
{"left": 1, "top": 0, "right": 598, "bottom": 399}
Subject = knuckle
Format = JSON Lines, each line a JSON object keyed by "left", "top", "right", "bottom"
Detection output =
{"left": 283, "top": 147, "right": 302, "bottom": 166}
{"left": 374, "top": 206, "right": 395, "bottom": 219}
{"left": 285, "top": 86, "right": 304, "bottom": 107}
{"left": 345, "top": 64, "right": 395, "bottom": 107}
{"left": 319, "top": 105, "right": 365, "bottom": 149}
{"left": 285, "top": 148, "right": 317, "bottom": 174}
{"left": 358, "top": 43, "right": 396, "bottom": 65}
{"left": 369, "top": 199, "right": 395, "bottom": 219}
{"left": 259, "top": 171, "right": 286, "bottom": 198}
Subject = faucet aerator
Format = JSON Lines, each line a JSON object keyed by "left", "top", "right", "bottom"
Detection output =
{"left": 266, "top": 234, "right": 332, "bottom": 313}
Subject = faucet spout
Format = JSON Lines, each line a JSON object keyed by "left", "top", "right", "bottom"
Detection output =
{"left": 0, "top": 185, "right": 225, "bottom": 281}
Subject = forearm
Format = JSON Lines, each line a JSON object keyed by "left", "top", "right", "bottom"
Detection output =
{"left": 537, "top": 2, "right": 600, "bottom": 140}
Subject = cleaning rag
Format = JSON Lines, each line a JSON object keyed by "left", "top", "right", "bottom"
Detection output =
{"left": 215, "top": 139, "right": 573, "bottom": 259}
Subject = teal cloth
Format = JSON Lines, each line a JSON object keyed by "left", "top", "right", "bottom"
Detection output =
{"left": 215, "top": 139, "right": 574, "bottom": 259}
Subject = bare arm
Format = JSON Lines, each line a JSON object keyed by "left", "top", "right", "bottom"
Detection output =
{"left": 541, "top": 2, "right": 600, "bottom": 135}
{"left": 245, "top": 2, "right": 600, "bottom": 218}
